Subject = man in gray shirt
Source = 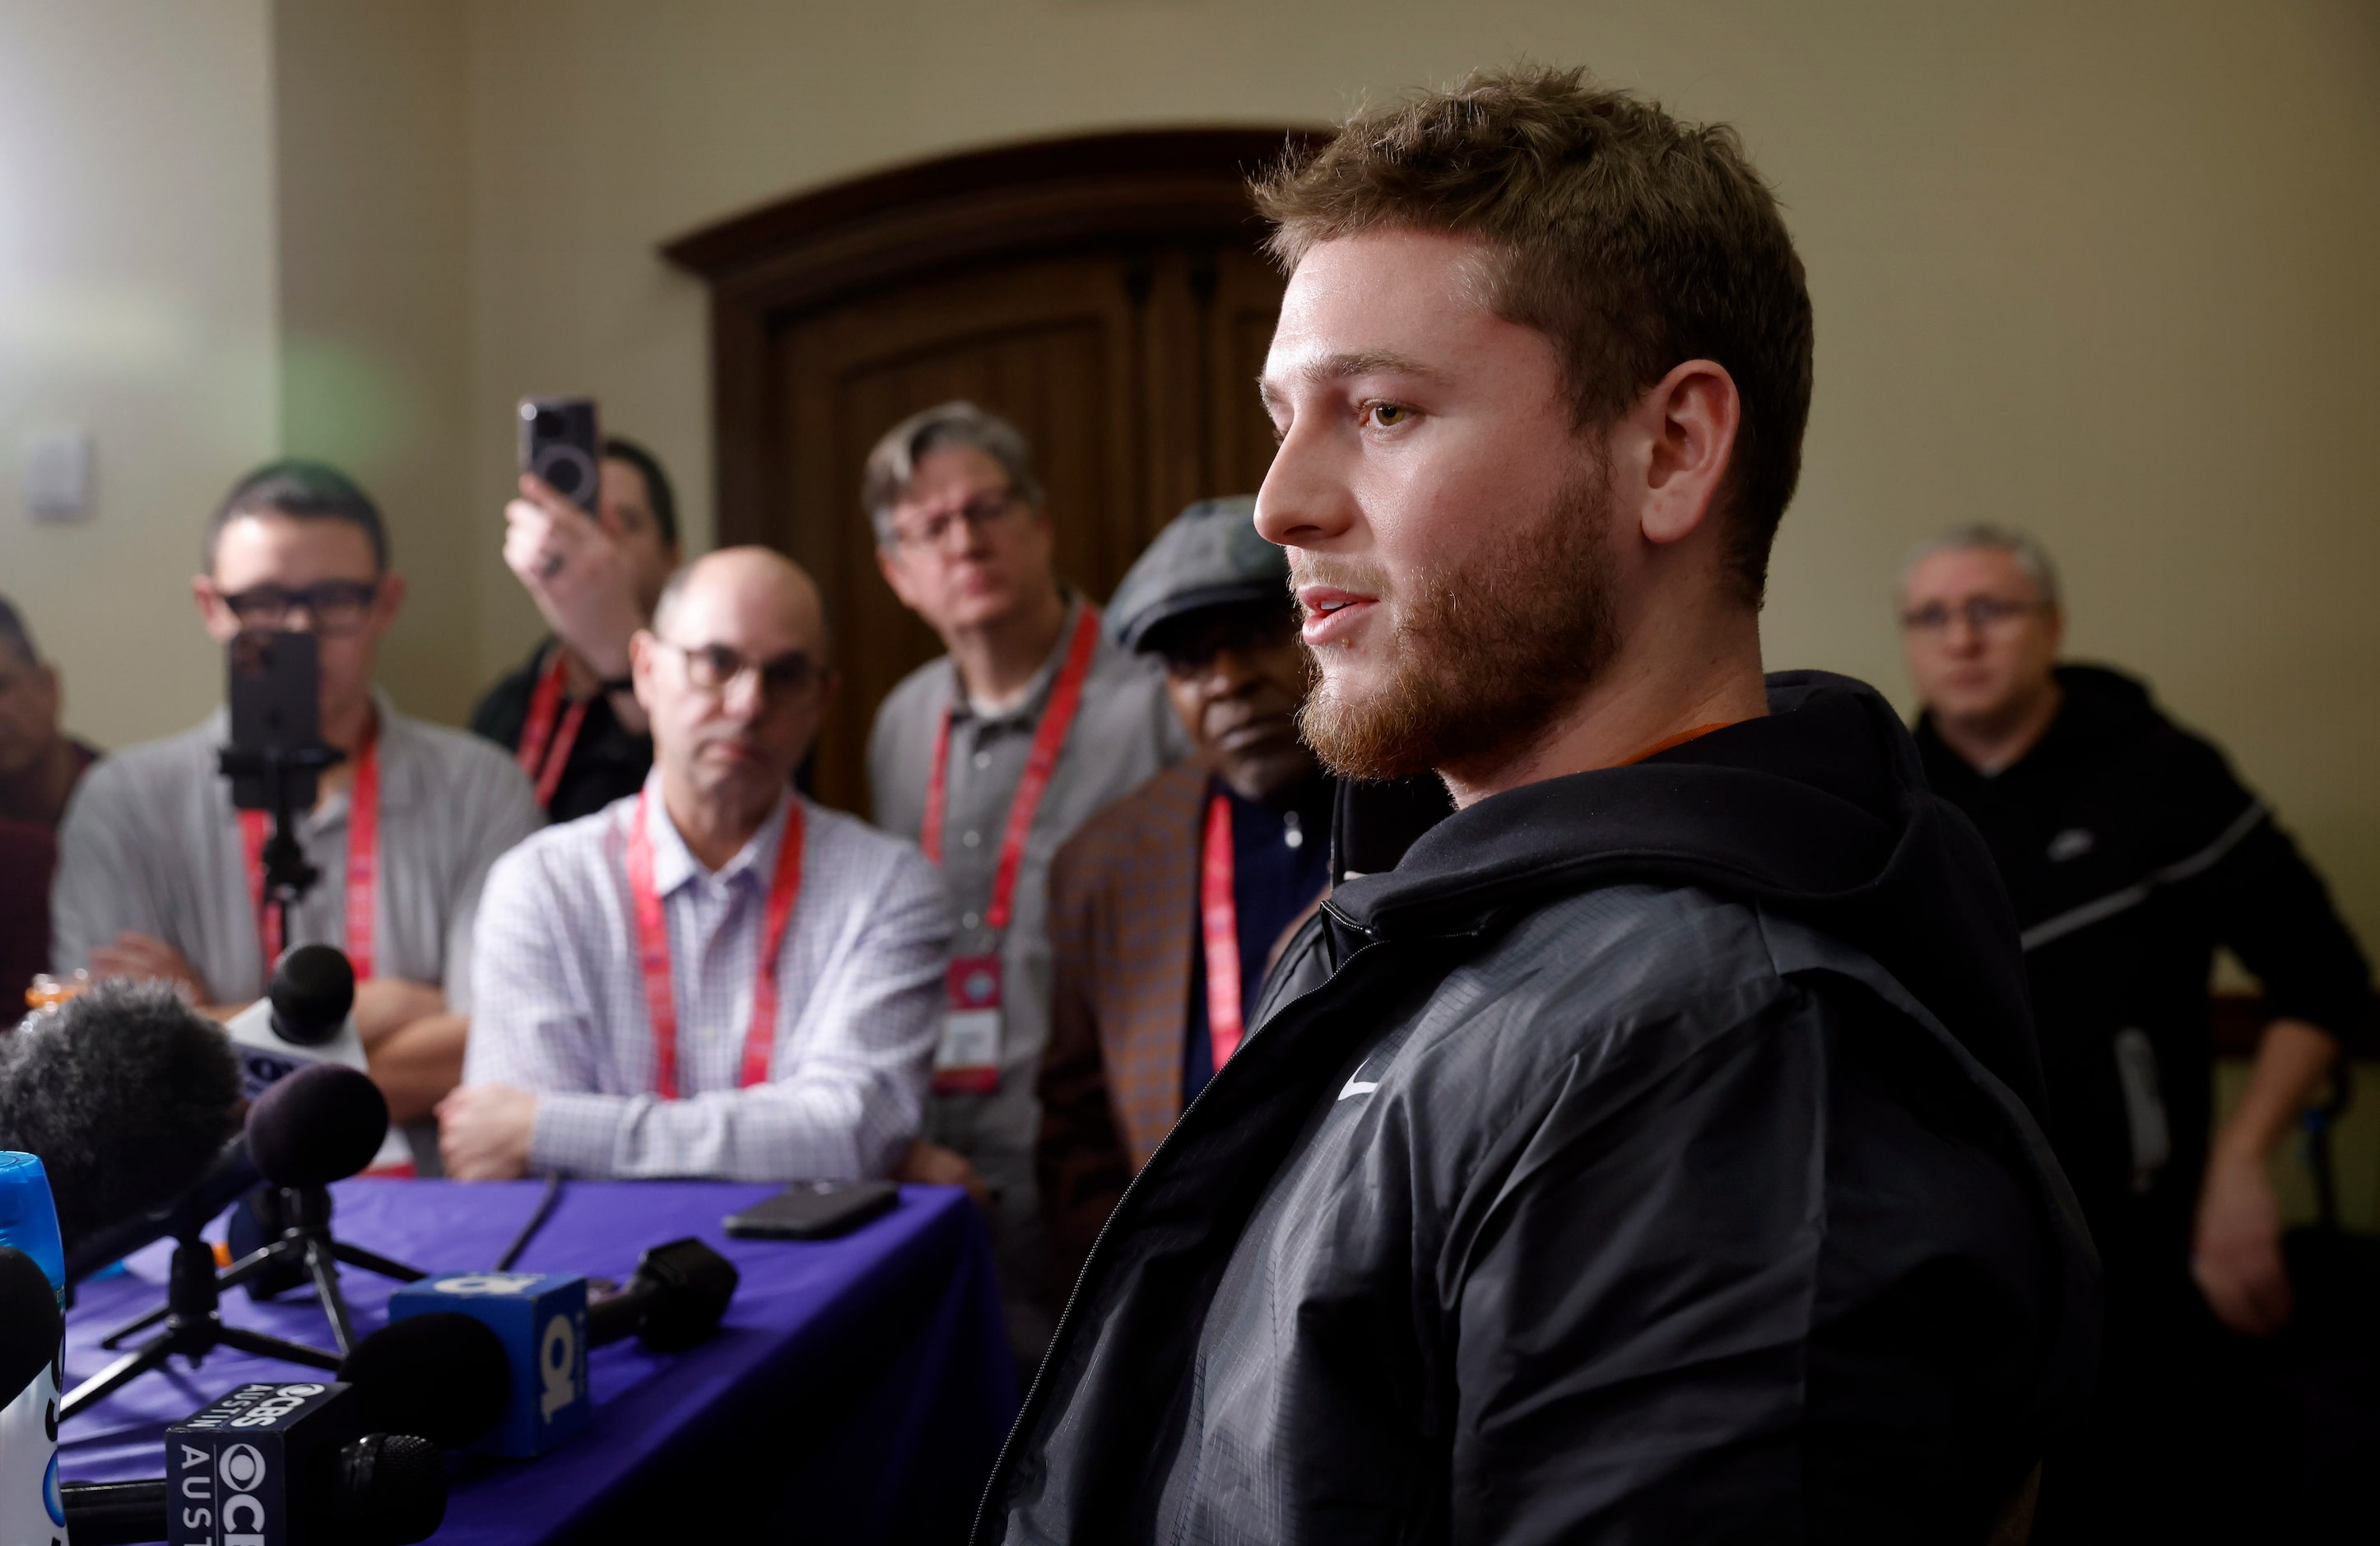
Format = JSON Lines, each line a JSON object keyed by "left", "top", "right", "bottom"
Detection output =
{"left": 52, "top": 462, "right": 541, "bottom": 1141}
{"left": 866, "top": 402, "right": 1185, "bottom": 1357}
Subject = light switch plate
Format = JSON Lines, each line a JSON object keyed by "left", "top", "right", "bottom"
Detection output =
{"left": 24, "top": 427, "right": 91, "bottom": 522}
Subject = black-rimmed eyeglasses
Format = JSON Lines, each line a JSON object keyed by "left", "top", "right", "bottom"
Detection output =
{"left": 219, "top": 580, "right": 381, "bottom": 636}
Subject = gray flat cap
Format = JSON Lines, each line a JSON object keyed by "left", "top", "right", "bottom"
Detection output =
{"left": 1107, "top": 496, "right": 1285, "bottom": 652}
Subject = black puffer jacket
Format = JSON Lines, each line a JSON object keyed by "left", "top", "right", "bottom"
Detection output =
{"left": 980, "top": 673, "right": 2099, "bottom": 1544}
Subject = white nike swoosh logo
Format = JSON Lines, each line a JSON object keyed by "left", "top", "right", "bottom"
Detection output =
{"left": 1337, "top": 1077, "right": 1379, "bottom": 1101}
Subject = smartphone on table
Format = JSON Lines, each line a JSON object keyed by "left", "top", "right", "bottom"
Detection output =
{"left": 723, "top": 1180, "right": 899, "bottom": 1241}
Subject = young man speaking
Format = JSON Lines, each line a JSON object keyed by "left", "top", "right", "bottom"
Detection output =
{"left": 979, "top": 69, "right": 2098, "bottom": 1544}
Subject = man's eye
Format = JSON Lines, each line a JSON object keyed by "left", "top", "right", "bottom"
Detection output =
{"left": 1366, "top": 403, "right": 1412, "bottom": 428}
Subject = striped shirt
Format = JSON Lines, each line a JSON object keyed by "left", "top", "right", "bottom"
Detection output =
{"left": 464, "top": 775, "right": 950, "bottom": 1181}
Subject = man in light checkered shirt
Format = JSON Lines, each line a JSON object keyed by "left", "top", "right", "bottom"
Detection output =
{"left": 439, "top": 547, "right": 949, "bottom": 1181}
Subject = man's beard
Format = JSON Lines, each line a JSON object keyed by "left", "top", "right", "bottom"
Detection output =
{"left": 1295, "top": 464, "right": 1618, "bottom": 785}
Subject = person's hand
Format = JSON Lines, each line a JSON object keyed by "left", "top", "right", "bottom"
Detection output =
{"left": 435, "top": 1084, "right": 538, "bottom": 1180}
{"left": 86, "top": 932, "right": 209, "bottom": 1003}
{"left": 502, "top": 473, "right": 644, "bottom": 678}
{"left": 894, "top": 1139, "right": 993, "bottom": 1208}
{"left": 2193, "top": 1149, "right": 2292, "bottom": 1336}
{"left": 351, "top": 976, "right": 446, "bottom": 1047}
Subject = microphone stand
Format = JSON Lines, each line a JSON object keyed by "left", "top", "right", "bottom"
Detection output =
{"left": 63, "top": 1208, "right": 341, "bottom": 1422}
{"left": 216, "top": 739, "right": 344, "bottom": 951}
{"left": 219, "top": 1186, "right": 425, "bottom": 1357}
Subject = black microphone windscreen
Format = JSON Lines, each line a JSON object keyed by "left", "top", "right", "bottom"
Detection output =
{"left": 334, "top": 1432, "right": 449, "bottom": 1546}
{"left": 268, "top": 943, "right": 355, "bottom": 1047}
{"left": 246, "top": 1062, "right": 388, "bottom": 1187}
{"left": 340, "top": 1312, "right": 510, "bottom": 1448}
{"left": 0, "top": 1243, "right": 60, "bottom": 1403}
{"left": 0, "top": 980, "right": 243, "bottom": 1253}
{"left": 630, "top": 1237, "right": 741, "bottom": 1351}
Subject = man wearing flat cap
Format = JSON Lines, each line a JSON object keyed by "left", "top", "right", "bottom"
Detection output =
{"left": 1037, "top": 497, "right": 1333, "bottom": 1286}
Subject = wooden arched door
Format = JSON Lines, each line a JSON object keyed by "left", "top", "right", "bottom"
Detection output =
{"left": 663, "top": 128, "right": 1317, "bottom": 815}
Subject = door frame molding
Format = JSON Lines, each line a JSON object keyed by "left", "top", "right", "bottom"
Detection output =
{"left": 661, "top": 127, "right": 1321, "bottom": 546}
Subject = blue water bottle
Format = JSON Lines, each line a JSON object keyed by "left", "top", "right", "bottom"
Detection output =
{"left": 0, "top": 1153, "right": 68, "bottom": 1544}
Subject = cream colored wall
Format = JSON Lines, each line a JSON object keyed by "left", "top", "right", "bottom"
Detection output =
{"left": 273, "top": 0, "right": 481, "bottom": 726}
{"left": 0, "top": 0, "right": 279, "bottom": 751}
{"left": 453, "top": 0, "right": 2380, "bottom": 962}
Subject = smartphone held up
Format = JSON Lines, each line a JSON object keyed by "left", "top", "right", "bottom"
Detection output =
{"left": 518, "top": 397, "right": 602, "bottom": 514}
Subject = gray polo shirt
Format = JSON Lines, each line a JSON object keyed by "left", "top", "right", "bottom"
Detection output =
{"left": 867, "top": 599, "right": 1187, "bottom": 1191}
{"left": 52, "top": 693, "right": 542, "bottom": 1008}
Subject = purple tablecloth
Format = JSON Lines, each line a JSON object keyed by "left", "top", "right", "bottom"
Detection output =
{"left": 59, "top": 1180, "right": 1017, "bottom": 1543}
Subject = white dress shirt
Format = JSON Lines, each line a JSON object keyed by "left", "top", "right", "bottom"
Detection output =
{"left": 465, "top": 775, "right": 950, "bottom": 1180}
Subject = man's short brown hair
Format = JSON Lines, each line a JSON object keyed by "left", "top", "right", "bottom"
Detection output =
{"left": 1253, "top": 66, "right": 1813, "bottom": 606}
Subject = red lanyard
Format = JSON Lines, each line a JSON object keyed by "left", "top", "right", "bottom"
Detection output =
{"left": 515, "top": 648, "right": 590, "bottom": 812}
{"left": 1200, "top": 789, "right": 1247, "bottom": 1067}
{"left": 921, "top": 605, "right": 1101, "bottom": 933}
{"left": 625, "top": 789, "right": 806, "bottom": 1099}
{"left": 240, "top": 733, "right": 379, "bottom": 988}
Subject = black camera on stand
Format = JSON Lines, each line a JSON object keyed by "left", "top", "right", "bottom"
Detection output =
{"left": 218, "top": 629, "right": 343, "bottom": 948}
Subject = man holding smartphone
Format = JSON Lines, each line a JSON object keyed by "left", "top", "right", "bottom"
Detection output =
{"left": 472, "top": 434, "right": 682, "bottom": 822}
{"left": 51, "top": 461, "right": 541, "bottom": 1157}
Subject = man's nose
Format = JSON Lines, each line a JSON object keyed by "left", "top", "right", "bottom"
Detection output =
{"left": 719, "top": 667, "right": 768, "bottom": 719}
{"left": 1200, "top": 645, "right": 1262, "bottom": 699}
{"left": 1254, "top": 420, "right": 1355, "bottom": 551}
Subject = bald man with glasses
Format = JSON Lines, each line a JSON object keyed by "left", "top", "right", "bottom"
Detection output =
{"left": 442, "top": 547, "right": 949, "bottom": 1183}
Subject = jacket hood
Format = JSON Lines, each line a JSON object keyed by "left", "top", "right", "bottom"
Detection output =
{"left": 1914, "top": 661, "right": 2163, "bottom": 767}
{"left": 1328, "top": 670, "right": 2047, "bottom": 1116}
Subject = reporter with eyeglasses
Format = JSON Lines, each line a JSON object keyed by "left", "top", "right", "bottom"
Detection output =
{"left": 860, "top": 403, "right": 1185, "bottom": 1364}
{"left": 439, "top": 548, "right": 949, "bottom": 1184}
{"left": 1900, "top": 524, "right": 2373, "bottom": 1538}
{"left": 51, "top": 461, "right": 542, "bottom": 1153}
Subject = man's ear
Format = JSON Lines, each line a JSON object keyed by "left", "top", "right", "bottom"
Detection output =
{"left": 374, "top": 572, "right": 408, "bottom": 626}
{"left": 629, "top": 628, "right": 658, "bottom": 718}
{"left": 875, "top": 545, "right": 919, "bottom": 610}
{"left": 191, "top": 576, "right": 238, "bottom": 643}
{"left": 1634, "top": 359, "right": 1741, "bottom": 547}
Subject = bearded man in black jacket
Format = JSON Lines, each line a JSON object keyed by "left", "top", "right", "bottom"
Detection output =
{"left": 978, "top": 68, "right": 2098, "bottom": 1544}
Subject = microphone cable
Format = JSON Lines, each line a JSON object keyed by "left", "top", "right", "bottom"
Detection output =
{"left": 494, "top": 1173, "right": 564, "bottom": 1272}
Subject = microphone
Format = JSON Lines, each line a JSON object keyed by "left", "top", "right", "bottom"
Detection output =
{"left": 588, "top": 1237, "right": 741, "bottom": 1352}
{"left": 62, "top": 1139, "right": 257, "bottom": 1286}
{"left": 340, "top": 1312, "right": 512, "bottom": 1448}
{"left": 340, "top": 1239, "right": 737, "bottom": 1458}
{"left": 0, "top": 1159, "right": 67, "bottom": 1545}
{"left": 0, "top": 979, "right": 243, "bottom": 1256}
{"left": 221, "top": 944, "right": 411, "bottom": 1173}
{"left": 59, "top": 1059, "right": 413, "bottom": 1421}
{"left": 212, "top": 1063, "right": 424, "bottom": 1357}
{"left": 248, "top": 1062, "right": 389, "bottom": 1189}
{"left": 58, "top": 1382, "right": 445, "bottom": 1545}
{"left": 0, "top": 1246, "right": 59, "bottom": 1404}
{"left": 379, "top": 1273, "right": 590, "bottom": 1456}
{"left": 221, "top": 945, "right": 366, "bottom": 1087}
{"left": 66, "top": 1062, "right": 390, "bottom": 1283}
